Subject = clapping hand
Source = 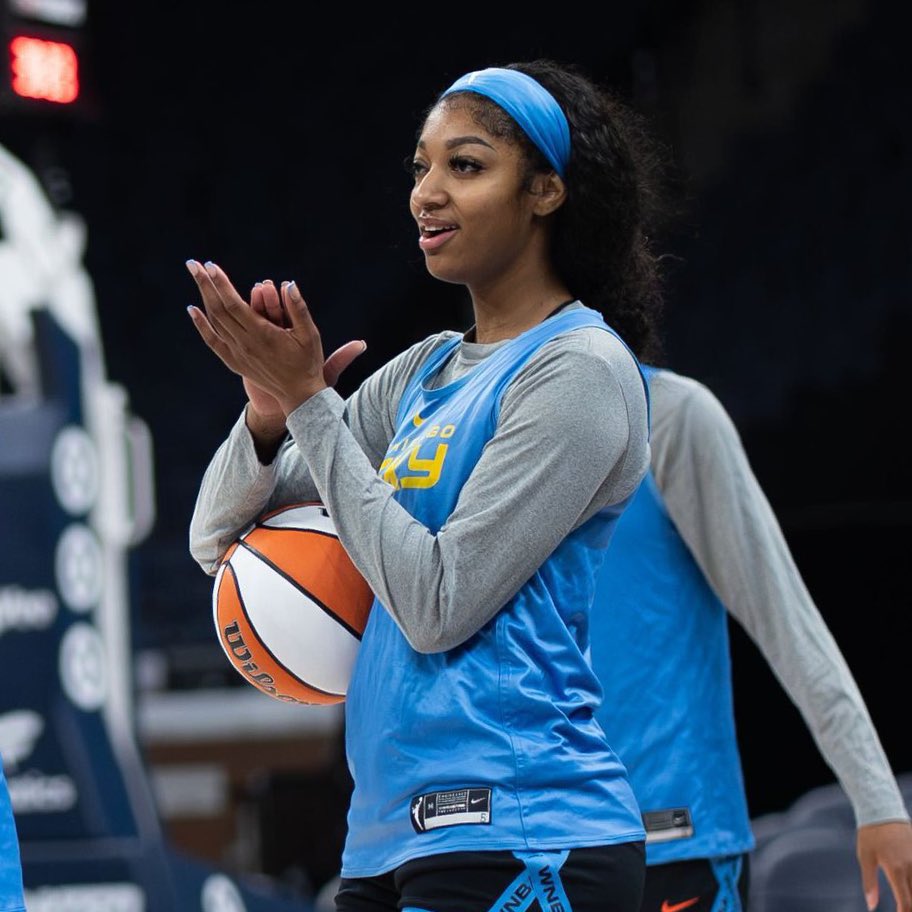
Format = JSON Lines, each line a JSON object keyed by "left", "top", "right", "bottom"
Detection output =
{"left": 186, "top": 260, "right": 365, "bottom": 421}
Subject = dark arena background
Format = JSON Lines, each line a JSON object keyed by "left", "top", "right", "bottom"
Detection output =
{"left": 0, "top": 0, "right": 909, "bottom": 909}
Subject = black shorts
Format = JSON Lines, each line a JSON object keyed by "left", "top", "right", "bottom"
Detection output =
{"left": 639, "top": 855, "right": 750, "bottom": 912}
{"left": 335, "top": 843, "right": 646, "bottom": 912}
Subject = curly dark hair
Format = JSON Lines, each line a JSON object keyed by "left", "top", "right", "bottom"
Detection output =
{"left": 430, "top": 59, "right": 674, "bottom": 362}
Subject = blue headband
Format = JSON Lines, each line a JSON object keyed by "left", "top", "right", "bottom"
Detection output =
{"left": 440, "top": 67, "right": 571, "bottom": 178}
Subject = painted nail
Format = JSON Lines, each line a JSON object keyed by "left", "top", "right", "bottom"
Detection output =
{"left": 185, "top": 260, "right": 199, "bottom": 276}
{"left": 203, "top": 261, "right": 217, "bottom": 274}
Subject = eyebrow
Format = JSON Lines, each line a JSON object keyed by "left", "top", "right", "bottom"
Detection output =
{"left": 416, "top": 135, "right": 496, "bottom": 151}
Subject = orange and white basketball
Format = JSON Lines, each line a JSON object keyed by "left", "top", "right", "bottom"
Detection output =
{"left": 212, "top": 502, "right": 374, "bottom": 704}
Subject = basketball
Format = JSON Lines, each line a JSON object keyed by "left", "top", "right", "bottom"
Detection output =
{"left": 212, "top": 502, "right": 374, "bottom": 704}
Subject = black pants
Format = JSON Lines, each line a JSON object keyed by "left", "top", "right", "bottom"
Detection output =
{"left": 639, "top": 855, "right": 750, "bottom": 912}
{"left": 336, "top": 843, "right": 646, "bottom": 912}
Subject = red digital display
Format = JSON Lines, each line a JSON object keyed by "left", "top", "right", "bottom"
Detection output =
{"left": 9, "top": 35, "right": 79, "bottom": 104}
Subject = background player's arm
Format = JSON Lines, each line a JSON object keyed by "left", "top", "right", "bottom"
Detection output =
{"left": 188, "top": 333, "right": 455, "bottom": 574}
{"left": 285, "top": 330, "right": 648, "bottom": 653}
{"left": 650, "top": 370, "right": 908, "bottom": 830}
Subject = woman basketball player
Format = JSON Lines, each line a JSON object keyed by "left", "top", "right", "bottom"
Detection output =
{"left": 589, "top": 363, "right": 912, "bottom": 911}
{"left": 187, "top": 60, "right": 672, "bottom": 911}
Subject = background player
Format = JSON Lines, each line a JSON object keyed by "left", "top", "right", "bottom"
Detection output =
{"left": 590, "top": 363, "right": 912, "bottom": 911}
{"left": 0, "top": 761, "right": 25, "bottom": 912}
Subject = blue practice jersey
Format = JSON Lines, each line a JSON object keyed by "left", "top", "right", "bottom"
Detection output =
{"left": 1, "top": 763, "right": 25, "bottom": 912}
{"left": 590, "top": 367, "right": 754, "bottom": 865}
{"left": 341, "top": 307, "right": 648, "bottom": 877}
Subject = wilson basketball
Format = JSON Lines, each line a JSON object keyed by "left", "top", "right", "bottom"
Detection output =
{"left": 212, "top": 502, "right": 374, "bottom": 704}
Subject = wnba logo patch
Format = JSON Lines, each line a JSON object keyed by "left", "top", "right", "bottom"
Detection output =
{"left": 410, "top": 787, "right": 492, "bottom": 832}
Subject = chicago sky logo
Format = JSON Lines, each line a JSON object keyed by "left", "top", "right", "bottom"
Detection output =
{"left": 379, "top": 414, "right": 457, "bottom": 490}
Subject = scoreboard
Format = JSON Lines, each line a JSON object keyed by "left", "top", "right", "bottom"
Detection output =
{"left": 1, "top": 0, "right": 90, "bottom": 114}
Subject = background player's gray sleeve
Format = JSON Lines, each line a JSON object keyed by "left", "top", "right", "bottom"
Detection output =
{"left": 188, "top": 332, "right": 455, "bottom": 574}
{"left": 285, "top": 329, "right": 649, "bottom": 654}
{"left": 650, "top": 369, "right": 909, "bottom": 828}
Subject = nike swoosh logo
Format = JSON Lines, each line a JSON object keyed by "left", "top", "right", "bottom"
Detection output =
{"left": 661, "top": 898, "right": 700, "bottom": 912}
{"left": 470, "top": 796, "right": 486, "bottom": 805}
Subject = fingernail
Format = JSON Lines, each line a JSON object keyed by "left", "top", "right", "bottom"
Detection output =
{"left": 263, "top": 279, "right": 274, "bottom": 285}
{"left": 360, "top": 340, "right": 367, "bottom": 352}
{"left": 287, "top": 280, "right": 300, "bottom": 300}
{"left": 254, "top": 281, "right": 263, "bottom": 288}
{"left": 204, "top": 261, "right": 216, "bottom": 274}
{"left": 185, "top": 260, "right": 199, "bottom": 276}
{"left": 186, "top": 305, "right": 196, "bottom": 317}
{"left": 865, "top": 891, "right": 877, "bottom": 911}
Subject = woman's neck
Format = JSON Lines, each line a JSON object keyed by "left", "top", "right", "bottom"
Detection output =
{"left": 467, "top": 269, "right": 573, "bottom": 344}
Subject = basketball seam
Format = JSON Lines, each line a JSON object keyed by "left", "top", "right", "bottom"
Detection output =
{"left": 223, "top": 562, "right": 345, "bottom": 699}
{"left": 237, "top": 539, "right": 364, "bottom": 641}
{"left": 253, "top": 524, "right": 338, "bottom": 539}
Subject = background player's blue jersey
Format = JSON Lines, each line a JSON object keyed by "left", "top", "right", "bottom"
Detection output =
{"left": 342, "top": 307, "right": 647, "bottom": 877}
{"left": 590, "top": 368, "right": 754, "bottom": 865}
{"left": 1, "top": 764, "right": 25, "bottom": 912}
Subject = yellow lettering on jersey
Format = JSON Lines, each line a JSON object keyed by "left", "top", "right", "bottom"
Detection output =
{"left": 379, "top": 421, "right": 459, "bottom": 489}
{"left": 400, "top": 444, "right": 449, "bottom": 489}
{"left": 379, "top": 445, "right": 415, "bottom": 489}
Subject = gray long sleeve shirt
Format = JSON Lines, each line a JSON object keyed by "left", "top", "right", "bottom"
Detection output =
{"left": 190, "top": 308, "right": 650, "bottom": 653}
{"left": 649, "top": 369, "right": 908, "bottom": 829}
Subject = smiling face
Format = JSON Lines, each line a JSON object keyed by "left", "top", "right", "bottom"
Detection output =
{"left": 409, "top": 99, "right": 551, "bottom": 291}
